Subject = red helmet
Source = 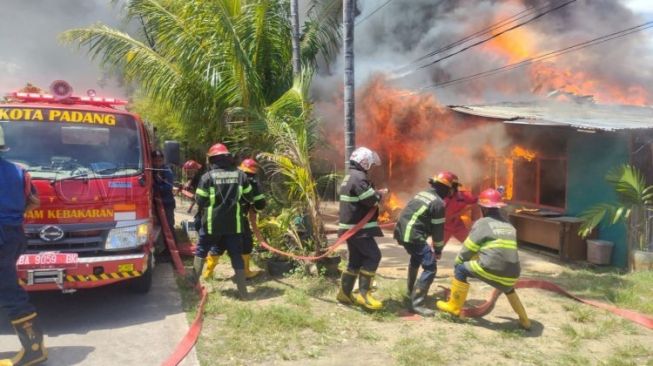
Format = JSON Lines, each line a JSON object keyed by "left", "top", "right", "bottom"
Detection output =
{"left": 478, "top": 188, "right": 506, "bottom": 208}
{"left": 239, "top": 158, "right": 259, "bottom": 174}
{"left": 431, "top": 171, "right": 458, "bottom": 188}
{"left": 182, "top": 160, "right": 202, "bottom": 171}
{"left": 207, "top": 143, "right": 229, "bottom": 157}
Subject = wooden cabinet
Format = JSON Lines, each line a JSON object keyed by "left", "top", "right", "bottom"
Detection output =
{"left": 509, "top": 213, "right": 587, "bottom": 261}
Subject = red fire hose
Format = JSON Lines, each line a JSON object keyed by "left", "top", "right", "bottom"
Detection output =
{"left": 249, "top": 208, "right": 377, "bottom": 262}
{"left": 458, "top": 278, "right": 653, "bottom": 329}
{"left": 155, "top": 197, "right": 209, "bottom": 366}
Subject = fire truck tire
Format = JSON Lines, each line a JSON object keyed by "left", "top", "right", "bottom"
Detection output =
{"left": 128, "top": 254, "right": 154, "bottom": 294}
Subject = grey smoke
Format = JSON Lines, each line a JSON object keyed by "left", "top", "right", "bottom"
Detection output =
{"left": 313, "top": 0, "right": 652, "bottom": 105}
{"left": 0, "top": 0, "right": 126, "bottom": 97}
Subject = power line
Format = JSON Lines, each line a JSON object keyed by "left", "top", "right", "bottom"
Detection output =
{"left": 403, "top": 1, "right": 557, "bottom": 68}
{"left": 392, "top": 0, "right": 577, "bottom": 78}
{"left": 355, "top": 0, "right": 393, "bottom": 27}
{"left": 413, "top": 21, "right": 653, "bottom": 92}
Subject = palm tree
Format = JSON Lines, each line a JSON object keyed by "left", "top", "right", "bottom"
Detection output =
{"left": 257, "top": 69, "right": 335, "bottom": 253}
{"left": 579, "top": 164, "right": 653, "bottom": 268}
{"left": 61, "top": 0, "right": 341, "bottom": 146}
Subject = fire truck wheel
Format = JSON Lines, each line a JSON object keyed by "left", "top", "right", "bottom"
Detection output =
{"left": 128, "top": 254, "right": 154, "bottom": 294}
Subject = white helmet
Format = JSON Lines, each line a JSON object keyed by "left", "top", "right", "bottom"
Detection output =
{"left": 350, "top": 147, "right": 381, "bottom": 171}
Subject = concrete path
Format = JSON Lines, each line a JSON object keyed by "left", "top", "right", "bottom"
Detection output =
{"left": 0, "top": 263, "right": 199, "bottom": 366}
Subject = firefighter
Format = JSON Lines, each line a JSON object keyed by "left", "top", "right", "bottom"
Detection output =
{"left": 444, "top": 174, "right": 478, "bottom": 245}
{"left": 152, "top": 149, "right": 177, "bottom": 261}
{"left": 202, "top": 158, "right": 266, "bottom": 280}
{"left": 436, "top": 188, "right": 531, "bottom": 330}
{"left": 193, "top": 143, "right": 255, "bottom": 299}
{"left": 0, "top": 125, "right": 48, "bottom": 366}
{"left": 394, "top": 171, "right": 454, "bottom": 317}
{"left": 181, "top": 160, "right": 203, "bottom": 214}
{"left": 336, "top": 147, "right": 386, "bottom": 311}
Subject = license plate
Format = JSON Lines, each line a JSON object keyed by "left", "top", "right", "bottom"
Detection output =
{"left": 17, "top": 252, "right": 78, "bottom": 269}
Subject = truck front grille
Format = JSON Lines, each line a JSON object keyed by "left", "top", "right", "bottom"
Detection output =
{"left": 25, "top": 223, "right": 115, "bottom": 255}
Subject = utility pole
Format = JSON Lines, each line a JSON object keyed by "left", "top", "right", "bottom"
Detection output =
{"left": 290, "top": 0, "right": 301, "bottom": 77}
{"left": 343, "top": 0, "right": 355, "bottom": 169}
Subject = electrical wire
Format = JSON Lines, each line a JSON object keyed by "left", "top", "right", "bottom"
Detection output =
{"left": 355, "top": 0, "right": 394, "bottom": 27}
{"left": 392, "top": 0, "right": 577, "bottom": 78}
{"left": 402, "top": 1, "right": 560, "bottom": 68}
{"left": 413, "top": 21, "right": 653, "bottom": 92}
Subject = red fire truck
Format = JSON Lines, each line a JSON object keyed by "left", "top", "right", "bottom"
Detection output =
{"left": 1, "top": 81, "right": 176, "bottom": 293}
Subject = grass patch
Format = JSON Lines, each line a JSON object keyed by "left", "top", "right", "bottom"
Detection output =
{"left": 599, "top": 344, "right": 653, "bottom": 366}
{"left": 551, "top": 270, "right": 653, "bottom": 315}
{"left": 392, "top": 337, "right": 446, "bottom": 365}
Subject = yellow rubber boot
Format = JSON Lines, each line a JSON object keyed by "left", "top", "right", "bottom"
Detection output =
{"left": 242, "top": 254, "right": 262, "bottom": 279}
{"left": 355, "top": 270, "right": 383, "bottom": 311}
{"left": 0, "top": 313, "right": 47, "bottom": 366}
{"left": 336, "top": 270, "right": 358, "bottom": 305}
{"left": 436, "top": 278, "right": 470, "bottom": 316}
{"left": 506, "top": 291, "right": 532, "bottom": 330}
{"left": 201, "top": 254, "right": 220, "bottom": 280}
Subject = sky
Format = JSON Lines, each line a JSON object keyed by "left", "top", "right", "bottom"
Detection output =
{"left": 0, "top": 0, "right": 651, "bottom": 100}
{"left": 0, "top": 0, "right": 126, "bottom": 97}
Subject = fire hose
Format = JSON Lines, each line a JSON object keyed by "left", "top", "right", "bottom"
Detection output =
{"left": 155, "top": 197, "right": 209, "bottom": 366}
{"left": 458, "top": 278, "right": 653, "bottom": 329}
{"left": 249, "top": 208, "right": 378, "bottom": 262}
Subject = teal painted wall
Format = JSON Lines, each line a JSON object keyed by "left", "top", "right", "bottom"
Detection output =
{"left": 566, "top": 132, "right": 630, "bottom": 267}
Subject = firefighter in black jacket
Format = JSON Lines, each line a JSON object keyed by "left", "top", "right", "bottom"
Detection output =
{"left": 394, "top": 171, "right": 455, "bottom": 316}
{"left": 201, "top": 158, "right": 266, "bottom": 280}
{"left": 193, "top": 143, "right": 254, "bottom": 299}
{"left": 337, "top": 147, "right": 387, "bottom": 311}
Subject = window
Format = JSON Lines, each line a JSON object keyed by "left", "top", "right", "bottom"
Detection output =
{"left": 513, "top": 157, "right": 566, "bottom": 209}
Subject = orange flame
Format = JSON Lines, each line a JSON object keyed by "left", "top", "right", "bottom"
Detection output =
{"left": 511, "top": 145, "right": 536, "bottom": 162}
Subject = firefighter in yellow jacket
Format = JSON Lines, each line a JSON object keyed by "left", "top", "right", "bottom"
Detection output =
{"left": 437, "top": 188, "right": 531, "bottom": 329}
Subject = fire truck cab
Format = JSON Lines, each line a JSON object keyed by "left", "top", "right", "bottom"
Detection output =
{"left": 1, "top": 81, "right": 176, "bottom": 293}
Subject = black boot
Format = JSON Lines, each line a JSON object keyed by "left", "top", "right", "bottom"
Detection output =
{"left": 0, "top": 313, "right": 48, "bottom": 366}
{"left": 233, "top": 269, "right": 248, "bottom": 300}
{"left": 187, "top": 256, "right": 205, "bottom": 285}
{"left": 407, "top": 266, "right": 419, "bottom": 296}
{"left": 410, "top": 274, "right": 435, "bottom": 317}
{"left": 336, "top": 270, "right": 358, "bottom": 305}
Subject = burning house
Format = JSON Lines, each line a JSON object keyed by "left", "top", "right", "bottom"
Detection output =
{"left": 448, "top": 101, "right": 653, "bottom": 267}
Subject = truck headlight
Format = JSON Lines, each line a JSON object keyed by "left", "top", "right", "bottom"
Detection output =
{"left": 105, "top": 223, "right": 150, "bottom": 250}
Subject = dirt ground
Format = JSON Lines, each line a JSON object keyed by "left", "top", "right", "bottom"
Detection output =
{"left": 175, "top": 200, "right": 653, "bottom": 366}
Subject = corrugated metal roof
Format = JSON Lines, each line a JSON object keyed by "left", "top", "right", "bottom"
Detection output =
{"left": 449, "top": 102, "right": 653, "bottom": 131}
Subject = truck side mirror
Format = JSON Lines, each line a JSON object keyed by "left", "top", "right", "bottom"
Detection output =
{"left": 163, "top": 140, "right": 181, "bottom": 166}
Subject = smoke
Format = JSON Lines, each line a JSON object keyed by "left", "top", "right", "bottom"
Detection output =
{"left": 312, "top": 0, "right": 653, "bottom": 190}
{"left": 313, "top": 0, "right": 652, "bottom": 105}
{"left": 0, "top": 0, "right": 126, "bottom": 96}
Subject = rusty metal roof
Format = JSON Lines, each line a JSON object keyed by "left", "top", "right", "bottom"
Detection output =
{"left": 449, "top": 102, "right": 653, "bottom": 131}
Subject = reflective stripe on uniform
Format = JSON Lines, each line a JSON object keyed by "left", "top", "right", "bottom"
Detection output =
{"left": 403, "top": 205, "right": 428, "bottom": 243}
{"left": 469, "top": 260, "right": 517, "bottom": 287}
{"left": 431, "top": 217, "right": 445, "bottom": 225}
{"left": 482, "top": 239, "right": 518, "bottom": 251}
{"left": 236, "top": 186, "right": 242, "bottom": 233}
{"left": 208, "top": 187, "right": 216, "bottom": 235}
{"left": 340, "top": 187, "right": 375, "bottom": 202}
{"left": 195, "top": 188, "right": 209, "bottom": 197}
{"left": 433, "top": 240, "right": 445, "bottom": 249}
{"left": 455, "top": 255, "right": 463, "bottom": 265}
{"left": 463, "top": 238, "right": 481, "bottom": 252}
{"left": 339, "top": 221, "right": 379, "bottom": 230}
